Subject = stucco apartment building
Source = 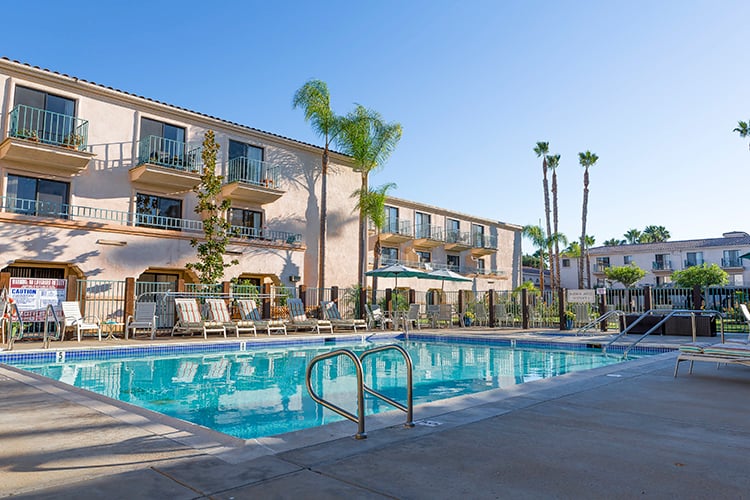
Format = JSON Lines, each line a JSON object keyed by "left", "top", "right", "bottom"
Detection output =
{"left": 0, "top": 58, "right": 522, "bottom": 295}
{"left": 559, "top": 231, "right": 750, "bottom": 289}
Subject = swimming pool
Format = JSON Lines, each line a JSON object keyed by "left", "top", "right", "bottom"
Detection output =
{"left": 3, "top": 335, "right": 659, "bottom": 440}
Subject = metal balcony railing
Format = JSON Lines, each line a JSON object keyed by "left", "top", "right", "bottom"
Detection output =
{"left": 721, "top": 258, "right": 743, "bottom": 268}
{"left": 0, "top": 196, "right": 301, "bottom": 244}
{"left": 226, "top": 157, "right": 281, "bottom": 188}
{"left": 445, "top": 229, "right": 472, "bottom": 245}
{"left": 414, "top": 224, "right": 444, "bottom": 241}
{"left": 9, "top": 104, "right": 89, "bottom": 151}
{"left": 137, "top": 135, "right": 202, "bottom": 173}
{"left": 471, "top": 233, "right": 498, "bottom": 250}
{"left": 652, "top": 261, "right": 673, "bottom": 270}
{"left": 593, "top": 263, "right": 611, "bottom": 273}
{"left": 684, "top": 260, "right": 703, "bottom": 268}
{"left": 382, "top": 218, "right": 412, "bottom": 237}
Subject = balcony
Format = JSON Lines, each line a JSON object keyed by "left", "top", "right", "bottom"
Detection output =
{"left": 592, "top": 264, "right": 611, "bottom": 274}
{"left": 721, "top": 258, "right": 744, "bottom": 270}
{"left": 129, "top": 136, "right": 202, "bottom": 193}
{"left": 0, "top": 104, "right": 94, "bottom": 176}
{"left": 413, "top": 224, "right": 444, "bottom": 249}
{"left": 463, "top": 266, "right": 508, "bottom": 279}
{"left": 0, "top": 195, "right": 301, "bottom": 245}
{"left": 652, "top": 261, "right": 673, "bottom": 273}
{"left": 444, "top": 229, "right": 473, "bottom": 251}
{"left": 683, "top": 260, "right": 703, "bottom": 268}
{"left": 220, "top": 157, "right": 284, "bottom": 205}
{"left": 469, "top": 234, "right": 498, "bottom": 256}
{"left": 379, "top": 219, "right": 412, "bottom": 244}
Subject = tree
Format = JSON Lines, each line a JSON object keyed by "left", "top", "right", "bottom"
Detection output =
{"left": 623, "top": 228, "right": 641, "bottom": 245}
{"left": 672, "top": 263, "right": 729, "bottom": 288}
{"left": 534, "top": 142, "right": 553, "bottom": 289}
{"left": 523, "top": 224, "right": 547, "bottom": 291}
{"left": 563, "top": 241, "right": 581, "bottom": 257}
{"left": 584, "top": 234, "right": 596, "bottom": 289}
{"left": 641, "top": 225, "right": 670, "bottom": 243}
{"left": 578, "top": 150, "right": 599, "bottom": 288}
{"left": 352, "top": 182, "right": 396, "bottom": 298}
{"left": 734, "top": 120, "right": 750, "bottom": 150}
{"left": 603, "top": 238, "right": 623, "bottom": 246}
{"left": 337, "top": 105, "right": 402, "bottom": 289}
{"left": 604, "top": 264, "right": 646, "bottom": 288}
{"left": 293, "top": 80, "right": 341, "bottom": 294}
{"left": 186, "top": 130, "right": 238, "bottom": 284}
{"left": 523, "top": 254, "right": 540, "bottom": 268}
{"left": 547, "top": 153, "right": 562, "bottom": 290}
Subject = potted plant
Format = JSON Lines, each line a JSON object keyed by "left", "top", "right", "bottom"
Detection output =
{"left": 564, "top": 310, "right": 576, "bottom": 330}
{"left": 463, "top": 310, "right": 476, "bottom": 326}
{"left": 63, "top": 132, "right": 84, "bottom": 150}
{"left": 19, "top": 129, "right": 39, "bottom": 142}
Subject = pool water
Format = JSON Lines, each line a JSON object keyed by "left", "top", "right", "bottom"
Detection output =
{"left": 12, "top": 339, "right": 645, "bottom": 439}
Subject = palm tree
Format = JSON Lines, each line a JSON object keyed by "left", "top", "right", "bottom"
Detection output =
{"left": 352, "top": 182, "right": 396, "bottom": 298}
{"left": 603, "top": 238, "right": 623, "bottom": 246}
{"left": 584, "top": 234, "right": 596, "bottom": 288}
{"left": 547, "top": 153, "right": 561, "bottom": 290}
{"left": 523, "top": 224, "right": 547, "bottom": 292}
{"left": 623, "top": 228, "right": 641, "bottom": 245}
{"left": 734, "top": 120, "right": 750, "bottom": 150}
{"left": 292, "top": 80, "right": 340, "bottom": 294}
{"left": 563, "top": 241, "right": 581, "bottom": 257}
{"left": 337, "top": 104, "right": 403, "bottom": 289}
{"left": 534, "top": 142, "right": 553, "bottom": 289}
{"left": 641, "top": 225, "right": 670, "bottom": 243}
{"left": 578, "top": 150, "right": 599, "bottom": 288}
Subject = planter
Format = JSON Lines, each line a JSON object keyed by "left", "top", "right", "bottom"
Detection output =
{"left": 463, "top": 316, "right": 474, "bottom": 327}
{"left": 565, "top": 319, "right": 574, "bottom": 330}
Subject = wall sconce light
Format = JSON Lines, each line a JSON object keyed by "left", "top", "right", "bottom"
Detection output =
{"left": 289, "top": 275, "right": 301, "bottom": 283}
{"left": 225, "top": 250, "right": 243, "bottom": 255}
{"left": 96, "top": 239, "right": 127, "bottom": 246}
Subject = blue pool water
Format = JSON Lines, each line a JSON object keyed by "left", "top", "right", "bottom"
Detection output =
{"left": 6, "top": 337, "right": 655, "bottom": 439}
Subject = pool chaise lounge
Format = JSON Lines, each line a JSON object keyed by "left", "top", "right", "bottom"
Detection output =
{"left": 172, "top": 298, "right": 227, "bottom": 339}
{"left": 321, "top": 301, "right": 367, "bottom": 332}
{"left": 674, "top": 341, "right": 750, "bottom": 376}
{"left": 287, "top": 298, "right": 332, "bottom": 334}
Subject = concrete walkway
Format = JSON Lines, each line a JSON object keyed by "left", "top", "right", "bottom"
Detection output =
{"left": 2, "top": 333, "right": 750, "bottom": 498}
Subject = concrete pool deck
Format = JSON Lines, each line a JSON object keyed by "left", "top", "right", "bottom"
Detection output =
{"left": 1, "top": 329, "right": 749, "bottom": 498}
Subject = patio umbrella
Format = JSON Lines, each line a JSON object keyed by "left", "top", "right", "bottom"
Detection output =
{"left": 427, "top": 268, "right": 472, "bottom": 290}
{"left": 365, "top": 263, "right": 431, "bottom": 289}
{"left": 741, "top": 252, "right": 750, "bottom": 260}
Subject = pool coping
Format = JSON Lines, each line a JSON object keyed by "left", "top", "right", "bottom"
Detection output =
{"left": 0, "top": 332, "right": 679, "bottom": 464}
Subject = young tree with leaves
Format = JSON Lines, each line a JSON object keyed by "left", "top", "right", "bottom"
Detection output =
{"left": 337, "top": 105, "right": 402, "bottom": 289}
{"left": 578, "top": 150, "right": 599, "bottom": 288}
{"left": 352, "top": 182, "right": 396, "bottom": 299}
{"left": 293, "top": 80, "right": 340, "bottom": 293}
{"left": 604, "top": 264, "right": 646, "bottom": 288}
{"left": 672, "top": 263, "right": 729, "bottom": 288}
{"left": 523, "top": 224, "right": 548, "bottom": 292}
{"left": 186, "top": 130, "right": 238, "bottom": 284}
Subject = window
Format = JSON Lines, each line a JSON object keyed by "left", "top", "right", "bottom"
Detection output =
{"left": 415, "top": 212, "right": 431, "bottom": 238}
{"left": 472, "top": 224, "right": 485, "bottom": 246}
{"left": 6, "top": 174, "right": 69, "bottom": 217}
{"left": 384, "top": 206, "right": 399, "bottom": 233}
{"left": 623, "top": 255, "right": 632, "bottom": 265}
{"left": 447, "top": 254, "right": 460, "bottom": 271}
{"left": 138, "top": 272, "right": 179, "bottom": 285}
{"left": 415, "top": 250, "right": 431, "bottom": 264}
{"left": 732, "top": 274, "right": 744, "bottom": 286}
{"left": 723, "top": 250, "right": 740, "bottom": 267}
{"left": 595, "top": 257, "right": 610, "bottom": 270}
{"left": 136, "top": 193, "right": 182, "bottom": 231}
{"left": 475, "top": 258, "right": 485, "bottom": 274}
{"left": 685, "top": 252, "right": 703, "bottom": 267}
{"left": 14, "top": 86, "right": 76, "bottom": 143}
{"left": 228, "top": 140, "right": 265, "bottom": 184}
{"left": 562, "top": 258, "right": 570, "bottom": 268}
{"left": 230, "top": 208, "right": 263, "bottom": 237}
{"left": 140, "top": 118, "right": 186, "bottom": 165}
{"left": 381, "top": 247, "right": 398, "bottom": 264}
{"left": 446, "top": 218, "right": 460, "bottom": 242}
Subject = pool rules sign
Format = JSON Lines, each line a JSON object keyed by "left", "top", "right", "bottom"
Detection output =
{"left": 9, "top": 278, "right": 67, "bottom": 322}
{"left": 567, "top": 289, "right": 596, "bottom": 304}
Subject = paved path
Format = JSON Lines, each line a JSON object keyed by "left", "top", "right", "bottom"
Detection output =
{"left": 2, "top": 335, "right": 750, "bottom": 498}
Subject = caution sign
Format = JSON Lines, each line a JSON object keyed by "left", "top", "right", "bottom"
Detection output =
{"left": 9, "top": 278, "right": 67, "bottom": 322}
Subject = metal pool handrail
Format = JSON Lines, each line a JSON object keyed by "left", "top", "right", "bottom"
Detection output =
{"left": 305, "top": 344, "right": 415, "bottom": 439}
{"left": 576, "top": 310, "right": 626, "bottom": 336}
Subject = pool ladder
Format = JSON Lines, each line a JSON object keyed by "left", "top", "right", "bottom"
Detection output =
{"left": 305, "top": 344, "right": 415, "bottom": 440}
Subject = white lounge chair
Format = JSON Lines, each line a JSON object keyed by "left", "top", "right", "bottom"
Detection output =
{"left": 321, "top": 301, "right": 367, "bottom": 332}
{"left": 236, "top": 299, "right": 287, "bottom": 335}
{"left": 287, "top": 298, "right": 332, "bottom": 334}
{"left": 365, "top": 303, "right": 393, "bottom": 330}
{"left": 205, "top": 298, "right": 256, "bottom": 337}
{"left": 172, "top": 298, "right": 226, "bottom": 338}
{"left": 61, "top": 301, "right": 102, "bottom": 342}
{"left": 126, "top": 301, "right": 158, "bottom": 340}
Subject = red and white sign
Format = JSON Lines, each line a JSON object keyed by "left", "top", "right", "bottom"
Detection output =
{"left": 9, "top": 278, "right": 67, "bottom": 322}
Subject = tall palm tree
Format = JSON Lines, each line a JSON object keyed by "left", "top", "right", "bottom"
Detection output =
{"left": 534, "top": 142, "right": 553, "bottom": 289}
{"left": 623, "top": 228, "right": 641, "bottom": 245}
{"left": 642, "top": 225, "right": 670, "bottom": 243}
{"left": 352, "top": 182, "right": 396, "bottom": 297}
{"left": 578, "top": 150, "right": 599, "bottom": 288}
{"left": 584, "top": 234, "right": 596, "bottom": 288}
{"left": 547, "top": 153, "right": 561, "bottom": 290}
{"left": 523, "top": 224, "right": 547, "bottom": 292}
{"left": 292, "top": 80, "right": 340, "bottom": 294}
{"left": 337, "top": 104, "right": 402, "bottom": 289}
{"left": 603, "top": 238, "right": 623, "bottom": 246}
{"left": 734, "top": 120, "right": 750, "bottom": 150}
{"left": 563, "top": 241, "right": 581, "bottom": 257}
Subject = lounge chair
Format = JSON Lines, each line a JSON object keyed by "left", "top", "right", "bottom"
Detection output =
{"left": 471, "top": 303, "right": 489, "bottom": 327}
{"left": 287, "top": 298, "right": 332, "bottom": 334}
{"left": 674, "top": 309, "right": 750, "bottom": 377}
{"left": 404, "top": 303, "right": 421, "bottom": 330}
{"left": 365, "top": 303, "right": 393, "bottom": 330}
{"left": 205, "top": 298, "right": 256, "bottom": 337}
{"left": 494, "top": 303, "right": 515, "bottom": 327}
{"left": 236, "top": 299, "right": 287, "bottom": 335}
{"left": 172, "top": 298, "right": 226, "bottom": 338}
{"left": 61, "top": 301, "right": 102, "bottom": 342}
{"left": 436, "top": 303, "right": 455, "bottom": 328}
{"left": 126, "top": 301, "right": 158, "bottom": 340}
{"left": 321, "top": 301, "right": 367, "bottom": 332}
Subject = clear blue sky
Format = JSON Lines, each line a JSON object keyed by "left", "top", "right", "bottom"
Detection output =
{"left": 5, "top": 0, "right": 750, "bottom": 252}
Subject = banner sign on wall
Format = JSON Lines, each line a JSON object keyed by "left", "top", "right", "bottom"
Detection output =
{"left": 9, "top": 278, "right": 67, "bottom": 322}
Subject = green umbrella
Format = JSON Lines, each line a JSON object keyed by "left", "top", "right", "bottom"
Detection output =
{"left": 427, "top": 268, "right": 472, "bottom": 290}
{"left": 365, "top": 264, "right": 432, "bottom": 289}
